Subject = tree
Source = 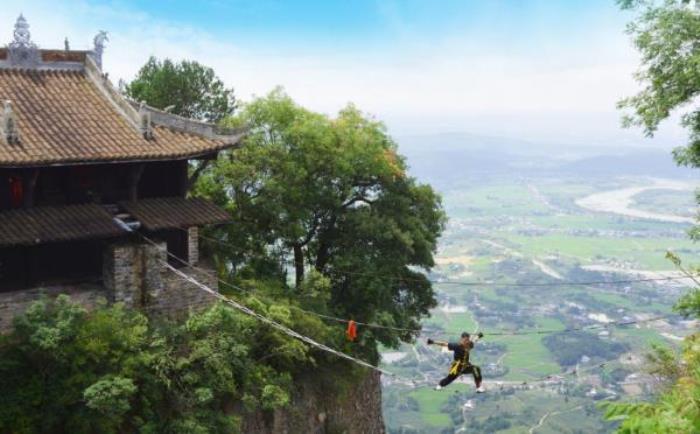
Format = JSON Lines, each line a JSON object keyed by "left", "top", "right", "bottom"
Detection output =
{"left": 601, "top": 2, "right": 700, "bottom": 432}
{"left": 196, "top": 89, "right": 446, "bottom": 361}
{"left": 617, "top": 0, "right": 700, "bottom": 171}
{"left": 0, "top": 294, "right": 334, "bottom": 433}
{"left": 125, "top": 56, "right": 236, "bottom": 122}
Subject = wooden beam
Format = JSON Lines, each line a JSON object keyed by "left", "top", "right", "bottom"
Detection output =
{"left": 22, "top": 169, "right": 39, "bottom": 208}
{"left": 127, "top": 164, "right": 145, "bottom": 202}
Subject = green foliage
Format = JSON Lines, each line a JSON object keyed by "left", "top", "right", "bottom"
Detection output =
{"left": 83, "top": 376, "right": 137, "bottom": 418}
{"left": 125, "top": 56, "right": 236, "bottom": 122}
{"left": 197, "top": 88, "right": 446, "bottom": 362}
{"left": 602, "top": 334, "right": 700, "bottom": 433}
{"left": 0, "top": 295, "right": 346, "bottom": 434}
{"left": 605, "top": 250, "right": 700, "bottom": 432}
{"left": 543, "top": 331, "right": 629, "bottom": 367}
{"left": 605, "top": 3, "right": 700, "bottom": 431}
{"left": 666, "top": 251, "right": 700, "bottom": 317}
{"left": 617, "top": 0, "right": 700, "bottom": 168}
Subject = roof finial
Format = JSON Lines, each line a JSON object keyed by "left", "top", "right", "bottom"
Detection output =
{"left": 13, "top": 14, "right": 32, "bottom": 46}
{"left": 91, "top": 30, "right": 108, "bottom": 70}
{"left": 64, "top": 37, "right": 70, "bottom": 51}
{"left": 8, "top": 14, "right": 40, "bottom": 67}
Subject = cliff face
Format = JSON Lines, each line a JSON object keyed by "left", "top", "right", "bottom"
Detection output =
{"left": 242, "top": 370, "right": 385, "bottom": 434}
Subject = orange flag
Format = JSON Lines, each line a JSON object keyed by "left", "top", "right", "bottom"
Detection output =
{"left": 346, "top": 320, "right": 357, "bottom": 342}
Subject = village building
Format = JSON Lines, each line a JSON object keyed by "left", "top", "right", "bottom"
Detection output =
{"left": 0, "top": 15, "right": 243, "bottom": 329}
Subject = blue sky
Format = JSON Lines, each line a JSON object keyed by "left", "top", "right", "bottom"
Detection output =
{"left": 0, "top": 1, "right": 685, "bottom": 147}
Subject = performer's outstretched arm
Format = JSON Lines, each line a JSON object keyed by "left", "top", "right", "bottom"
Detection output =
{"left": 427, "top": 339, "right": 449, "bottom": 347}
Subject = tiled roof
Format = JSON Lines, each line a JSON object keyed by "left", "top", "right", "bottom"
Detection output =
{"left": 0, "top": 67, "right": 243, "bottom": 167}
{"left": 0, "top": 203, "right": 125, "bottom": 246}
{"left": 121, "top": 197, "right": 231, "bottom": 230}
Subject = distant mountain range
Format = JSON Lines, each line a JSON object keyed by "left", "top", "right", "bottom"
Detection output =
{"left": 395, "top": 132, "right": 696, "bottom": 188}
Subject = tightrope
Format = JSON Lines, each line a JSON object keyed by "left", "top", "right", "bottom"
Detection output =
{"left": 192, "top": 227, "right": 695, "bottom": 288}
{"left": 291, "top": 304, "right": 671, "bottom": 337}
{"left": 136, "top": 232, "right": 405, "bottom": 379}
{"left": 136, "top": 231, "right": 677, "bottom": 388}
{"left": 163, "top": 262, "right": 400, "bottom": 378}
{"left": 158, "top": 230, "right": 678, "bottom": 338}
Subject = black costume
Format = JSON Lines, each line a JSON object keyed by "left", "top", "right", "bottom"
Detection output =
{"left": 438, "top": 341, "right": 482, "bottom": 388}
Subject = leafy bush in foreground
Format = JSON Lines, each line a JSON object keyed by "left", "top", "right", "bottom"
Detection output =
{"left": 0, "top": 294, "right": 339, "bottom": 434}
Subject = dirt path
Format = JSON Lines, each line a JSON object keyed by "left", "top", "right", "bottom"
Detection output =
{"left": 528, "top": 184, "right": 560, "bottom": 213}
{"left": 532, "top": 259, "right": 564, "bottom": 280}
{"left": 528, "top": 404, "right": 584, "bottom": 434}
{"left": 496, "top": 351, "right": 508, "bottom": 365}
{"left": 482, "top": 239, "right": 563, "bottom": 279}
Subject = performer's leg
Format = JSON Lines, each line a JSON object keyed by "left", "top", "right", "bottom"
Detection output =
{"left": 439, "top": 362, "right": 462, "bottom": 387}
{"left": 463, "top": 365, "right": 482, "bottom": 387}
{"left": 472, "top": 365, "right": 483, "bottom": 387}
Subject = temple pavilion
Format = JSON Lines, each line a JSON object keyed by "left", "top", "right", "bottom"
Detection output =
{"left": 0, "top": 16, "right": 241, "bottom": 319}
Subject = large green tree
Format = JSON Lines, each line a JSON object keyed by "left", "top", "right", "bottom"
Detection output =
{"left": 125, "top": 56, "right": 236, "bottom": 122}
{"left": 197, "top": 89, "right": 446, "bottom": 361}
{"left": 602, "top": 2, "right": 700, "bottom": 432}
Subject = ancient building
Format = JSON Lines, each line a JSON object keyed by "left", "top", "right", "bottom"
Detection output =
{"left": 0, "top": 15, "right": 243, "bottom": 329}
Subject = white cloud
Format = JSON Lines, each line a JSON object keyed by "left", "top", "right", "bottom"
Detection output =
{"left": 0, "top": 1, "right": 687, "bottom": 146}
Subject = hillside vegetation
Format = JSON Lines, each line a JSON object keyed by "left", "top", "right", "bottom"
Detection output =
{"left": 0, "top": 63, "right": 445, "bottom": 433}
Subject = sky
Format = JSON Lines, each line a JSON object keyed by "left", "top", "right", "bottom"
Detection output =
{"left": 0, "top": 0, "right": 687, "bottom": 148}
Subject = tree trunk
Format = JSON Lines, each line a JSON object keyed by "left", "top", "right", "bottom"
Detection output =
{"left": 314, "top": 215, "right": 338, "bottom": 272}
{"left": 294, "top": 244, "right": 305, "bottom": 288}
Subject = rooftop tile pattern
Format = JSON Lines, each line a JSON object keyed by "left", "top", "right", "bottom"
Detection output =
{"left": 120, "top": 197, "right": 231, "bottom": 230}
{"left": 0, "top": 68, "right": 237, "bottom": 167}
{"left": 0, "top": 203, "right": 124, "bottom": 246}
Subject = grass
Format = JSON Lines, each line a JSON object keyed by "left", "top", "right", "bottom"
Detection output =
{"left": 407, "top": 383, "right": 472, "bottom": 427}
{"left": 449, "top": 391, "right": 608, "bottom": 434}
{"left": 503, "top": 233, "right": 699, "bottom": 270}
{"left": 445, "top": 184, "right": 551, "bottom": 218}
{"left": 491, "top": 333, "right": 561, "bottom": 380}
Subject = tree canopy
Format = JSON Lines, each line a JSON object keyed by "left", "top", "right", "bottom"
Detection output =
{"left": 0, "top": 288, "right": 363, "bottom": 433}
{"left": 602, "top": 2, "right": 700, "bottom": 432}
{"left": 196, "top": 88, "right": 446, "bottom": 362}
{"left": 125, "top": 56, "right": 236, "bottom": 122}
{"left": 617, "top": 0, "right": 700, "bottom": 170}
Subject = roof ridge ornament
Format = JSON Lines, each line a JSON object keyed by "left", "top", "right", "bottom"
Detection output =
{"left": 2, "top": 100, "right": 20, "bottom": 145}
{"left": 7, "top": 14, "right": 40, "bottom": 67}
{"left": 139, "top": 101, "right": 154, "bottom": 140}
{"left": 91, "top": 30, "right": 108, "bottom": 70}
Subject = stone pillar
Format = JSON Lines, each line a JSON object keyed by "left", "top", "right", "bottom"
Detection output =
{"left": 142, "top": 241, "right": 167, "bottom": 304}
{"left": 187, "top": 226, "right": 199, "bottom": 265}
{"left": 103, "top": 243, "right": 134, "bottom": 306}
{"left": 102, "top": 241, "right": 166, "bottom": 308}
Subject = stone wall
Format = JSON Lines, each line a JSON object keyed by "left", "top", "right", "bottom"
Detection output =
{"left": 103, "top": 239, "right": 216, "bottom": 317}
{"left": 149, "top": 264, "right": 217, "bottom": 318}
{"left": 1, "top": 239, "right": 217, "bottom": 332}
{"left": 0, "top": 282, "right": 104, "bottom": 332}
{"left": 241, "top": 370, "right": 386, "bottom": 434}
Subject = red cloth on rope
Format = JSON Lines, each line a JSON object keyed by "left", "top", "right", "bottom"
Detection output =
{"left": 346, "top": 320, "right": 357, "bottom": 342}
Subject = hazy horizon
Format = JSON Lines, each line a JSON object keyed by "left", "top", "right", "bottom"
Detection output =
{"left": 2, "top": 0, "right": 688, "bottom": 150}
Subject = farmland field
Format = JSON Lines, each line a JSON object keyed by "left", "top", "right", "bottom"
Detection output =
{"left": 382, "top": 148, "right": 699, "bottom": 433}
